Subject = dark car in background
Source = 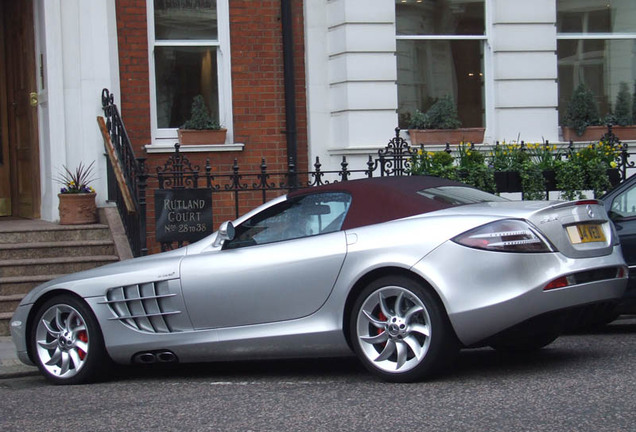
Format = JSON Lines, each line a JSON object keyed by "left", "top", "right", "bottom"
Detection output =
{"left": 603, "top": 173, "right": 636, "bottom": 316}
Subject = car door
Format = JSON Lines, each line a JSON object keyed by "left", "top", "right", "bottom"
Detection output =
{"left": 180, "top": 192, "right": 351, "bottom": 329}
{"left": 606, "top": 179, "right": 636, "bottom": 288}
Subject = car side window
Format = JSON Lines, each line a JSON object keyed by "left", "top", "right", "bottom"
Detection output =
{"left": 610, "top": 184, "right": 636, "bottom": 219}
{"left": 223, "top": 192, "right": 352, "bottom": 250}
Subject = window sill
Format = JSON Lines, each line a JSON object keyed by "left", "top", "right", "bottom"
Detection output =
{"left": 144, "top": 142, "right": 245, "bottom": 154}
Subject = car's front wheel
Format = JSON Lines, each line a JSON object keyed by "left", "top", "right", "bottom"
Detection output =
{"left": 350, "top": 276, "right": 458, "bottom": 382}
{"left": 30, "top": 295, "right": 108, "bottom": 385}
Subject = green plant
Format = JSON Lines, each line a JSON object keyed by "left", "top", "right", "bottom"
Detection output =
{"left": 181, "top": 95, "right": 220, "bottom": 130}
{"left": 556, "top": 141, "right": 620, "bottom": 199}
{"left": 526, "top": 142, "right": 562, "bottom": 170}
{"left": 489, "top": 141, "right": 528, "bottom": 171}
{"left": 409, "top": 148, "right": 457, "bottom": 179}
{"left": 565, "top": 83, "right": 601, "bottom": 136}
{"left": 408, "top": 95, "right": 462, "bottom": 130}
{"left": 56, "top": 161, "right": 96, "bottom": 194}
{"left": 457, "top": 143, "right": 494, "bottom": 192}
{"left": 555, "top": 158, "right": 585, "bottom": 201}
{"left": 614, "top": 82, "right": 632, "bottom": 126}
{"left": 520, "top": 161, "right": 546, "bottom": 200}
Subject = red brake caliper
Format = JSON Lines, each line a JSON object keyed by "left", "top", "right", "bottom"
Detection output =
{"left": 77, "top": 331, "right": 88, "bottom": 360}
{"left": 377, "top": 312, "right": 387, "bottom": 335}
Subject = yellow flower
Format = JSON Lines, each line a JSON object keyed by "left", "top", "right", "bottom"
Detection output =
{"left": 610, "top": 161, "right": 618, "bottom": 168}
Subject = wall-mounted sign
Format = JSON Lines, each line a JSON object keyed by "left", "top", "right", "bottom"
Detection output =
{"left": 155, "top": 189, "right": 212, "bottom": 243}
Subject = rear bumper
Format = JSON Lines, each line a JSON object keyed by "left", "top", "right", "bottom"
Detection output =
{"left": 412, "top": 242, "right": 627, "bottom": 346}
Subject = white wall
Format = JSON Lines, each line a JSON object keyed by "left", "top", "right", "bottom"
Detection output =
{"left": 35, "top": 0, "right": 120, "bottom": 221}
{"left": 491, "top": 0, "right": 559, "bottom": 144}
{"left": 304, "top": 0, "right": 563, "bottom": 172}
{"left": 305, "top": 0, "right": 398, "bottom": 173}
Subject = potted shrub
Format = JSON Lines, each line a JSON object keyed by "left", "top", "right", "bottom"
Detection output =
{"left": 178, "top": 95, "right": 227, "bottom": 145}
{"left": 408, "top": 95, "right": 485, "bottom": 145}
{"left": 56, "top": 161, "right": 98, "bottom": 225}
{"left": 562, "top": 83, "right": 603, "bottom": 141}
{"left": 605, "top": 82, "right": 636, "bottom": 140}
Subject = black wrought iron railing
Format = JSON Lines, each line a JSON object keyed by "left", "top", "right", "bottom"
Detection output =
{"left": 98, "top": 87, "right": 635, "bottom": 255}
{"left": 101, "top": 89, "right": 147, "bottom": 257}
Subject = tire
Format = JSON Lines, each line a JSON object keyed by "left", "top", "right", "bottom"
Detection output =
{"left": 350, "top": 275, "right": 458, "bottom": 382}
{"left": 30, "top": 295, "right": 109, "bottom": 385}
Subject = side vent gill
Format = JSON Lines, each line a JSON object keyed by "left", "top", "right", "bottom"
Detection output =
{"left": 103, "top": 281, "right": 181, "bottom": 333}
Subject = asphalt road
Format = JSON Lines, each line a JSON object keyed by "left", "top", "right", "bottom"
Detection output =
{"left": 1, "top": 317, "right": 635, "bottom": 432}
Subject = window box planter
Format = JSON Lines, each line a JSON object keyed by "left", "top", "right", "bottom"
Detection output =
{"left": 543, "top": 170, "right": 557, "bottom": 191}
{"left": 494, "top": 171, "right": 522, "bottom": 193}
{"left": 178, "top": 128, "right": 227, "bottom": 145}
{"left": 562, "top": 125, "right": 636, "bottom": 142}
{"left": 408, "top": 128, "right": 485, "bottom": 145}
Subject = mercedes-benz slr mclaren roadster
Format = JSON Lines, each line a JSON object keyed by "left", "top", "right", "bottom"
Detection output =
{"left": 11, "top": 176, "right": 628, "bottom": 384}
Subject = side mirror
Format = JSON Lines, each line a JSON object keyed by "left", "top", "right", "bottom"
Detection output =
{"left": 213, "top": 221, "right": 235, "bottom": 247}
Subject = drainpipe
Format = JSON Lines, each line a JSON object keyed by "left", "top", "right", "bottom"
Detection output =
{"left": 281, "top": 0, "right": 298, "bottom": 186}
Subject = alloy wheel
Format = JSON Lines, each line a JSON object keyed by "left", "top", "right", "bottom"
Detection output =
{"left": 34, "top": 303, "right": 90, "bottom": 379}
{"left": 355, "top": 286, "right": 432, "bottom": 374}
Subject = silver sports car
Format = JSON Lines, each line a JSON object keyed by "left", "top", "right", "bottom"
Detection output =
{"left": 10, "top": 176, "right": 628, "bottom": 384}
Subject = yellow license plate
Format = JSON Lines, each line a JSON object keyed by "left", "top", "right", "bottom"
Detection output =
{"left": 566, "top": 224, "right": 606, "bottom": 244}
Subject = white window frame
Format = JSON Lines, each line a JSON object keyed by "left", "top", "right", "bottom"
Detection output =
{"left": 146, "top": 0, "right": 241, "bottom": 153}
{"left": 395, "top": 0, "right": 490, "bottom": 130}
{"left": 556, "top": 1, "right": 636, "bottom": 122}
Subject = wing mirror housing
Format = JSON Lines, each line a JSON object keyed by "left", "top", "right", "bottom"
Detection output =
{"left": 213, "top": 221, "right": 235, "bottom": 247}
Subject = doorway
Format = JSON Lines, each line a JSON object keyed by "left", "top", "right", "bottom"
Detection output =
{"left": 0, "top": 0, "right": 40, "bottom": 218}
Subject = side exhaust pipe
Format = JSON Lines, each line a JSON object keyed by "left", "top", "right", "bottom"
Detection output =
{"left": 132, "top": 350, "right": 178, "bottom": 365}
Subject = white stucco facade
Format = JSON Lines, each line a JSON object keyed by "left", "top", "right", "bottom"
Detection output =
{"left": 304, "top": 0, "right": 564, "bottom": 171}
{"left": 34, "top": 0, "right": 120, "bottom": 221}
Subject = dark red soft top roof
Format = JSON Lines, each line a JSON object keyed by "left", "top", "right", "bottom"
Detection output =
{"left": 288, "top": 176, "right": 467, "bottom": 230}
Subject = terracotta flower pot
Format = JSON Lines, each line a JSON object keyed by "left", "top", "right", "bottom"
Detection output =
{"left": 58, "top": 192, "right": 97, "bottom": 225}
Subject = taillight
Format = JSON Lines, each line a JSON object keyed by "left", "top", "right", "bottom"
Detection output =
{"left": 543, "top": 275, "right": 575, "bottom": 291}
{"left": 453, "top": 219, "right": 554, "bottom": 253}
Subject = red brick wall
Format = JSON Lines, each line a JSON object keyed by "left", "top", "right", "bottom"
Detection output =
{"left": 115, "top": 0, "right": 308, "bottom": 254}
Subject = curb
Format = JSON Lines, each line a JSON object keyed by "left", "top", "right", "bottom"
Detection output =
{"left": 0, "top": 336, "right": 38, "bottom": 379}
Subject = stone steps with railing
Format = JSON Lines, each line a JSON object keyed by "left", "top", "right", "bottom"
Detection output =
{"left": 0, "top": 209, "right": 131, "bottom": 336}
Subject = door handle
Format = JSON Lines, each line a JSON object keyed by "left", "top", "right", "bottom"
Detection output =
{"left": 29, "top": 92, "right": 38, "bottom": 107}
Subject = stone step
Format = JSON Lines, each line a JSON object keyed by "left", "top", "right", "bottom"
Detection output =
{"left": 0, "top": 256, "right": 119, "bottom": 278}
{"left": 0, "top": 240, "right": 115, "bottom": 260}
{"left": 0, "top": 294, "right": 23, "bottom": 314}
{"left": 0, "top": 274, "right": 64, "bottom": 296}
{"left": 0, "top": 224, "right": 111, "bottom": 244}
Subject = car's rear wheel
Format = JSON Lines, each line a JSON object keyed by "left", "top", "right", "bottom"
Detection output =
{"left": 350, "top": 275, "right": 458, "bottom": 382}
{"left": 30, "top": 295, "right": 108, "bottom": 385}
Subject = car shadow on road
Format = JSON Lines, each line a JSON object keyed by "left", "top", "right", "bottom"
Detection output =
{"left": 107, "top": 317, "right": 636, "bottom": 384}
{"left": 113, "top": 355, "right": 367, "bottom": 383}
